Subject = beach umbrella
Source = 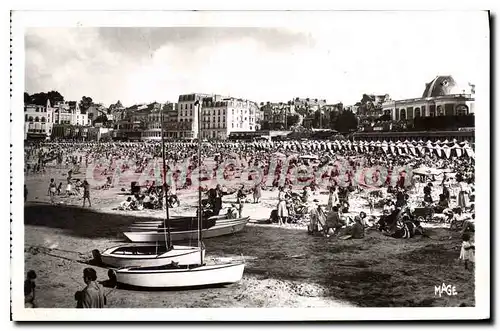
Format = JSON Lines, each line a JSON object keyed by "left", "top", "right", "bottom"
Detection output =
{"left": 412, "top": 167, "right": 442, "bottom": 176}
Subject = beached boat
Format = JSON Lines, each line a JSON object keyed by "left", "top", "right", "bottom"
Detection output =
{"left": 112, "top": 101, "right": 244, "bottom": 289}
{"left": 114, "top": 262, "right": 245, "bottom": 288}
{"left": 99, "top": 244, "right": 205, "bottom": 268}
{"left": 123, "top": 217, "right": 249, "bottom": 242}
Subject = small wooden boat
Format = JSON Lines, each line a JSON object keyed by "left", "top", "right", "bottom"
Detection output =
{"left": 98, "top": 244, "right": 205, "bottom": 268}
{"left": 114, "top": 262, "right": 245, "bottom": 288}
{"left": 128, "top": 215, "right": 239, "bottom": 231}
{"left": 123, "top": 217, "right": 249, "bottom": 242}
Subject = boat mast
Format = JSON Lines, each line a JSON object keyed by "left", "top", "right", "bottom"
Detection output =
{"left": 196, "top": 99, "right": 203, "bottom": 265}
{"left": 161, "top": 104, "right": 172, "bottom": 249}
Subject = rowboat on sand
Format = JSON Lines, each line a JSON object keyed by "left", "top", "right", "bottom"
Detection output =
{"left": 123, "top": 217, "right": 249, "bottom": 242}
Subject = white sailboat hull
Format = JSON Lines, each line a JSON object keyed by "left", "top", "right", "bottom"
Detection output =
{"left": 129, "top": 218, "right": 238, "bottom": 230}
{"left": 123, "top": 218, "right": 249, "bottom": 243}
{"left": 100, "top": 245, "right": 205, "bottom": 268}
{"left": 114, "top": 262, "right": 245, "bottom": 288}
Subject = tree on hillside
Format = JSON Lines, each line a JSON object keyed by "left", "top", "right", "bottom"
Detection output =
{"left": 79, "top": 96, "right": 93, "bottom": 113}
{"left": 334, "top": 110, "right": 358, "bottom": 132}
{"left": 47, "top": 91, "right": 64, "bottom": 105}
{"left": 27, "top": 91, "right": 64, "bottom": 106}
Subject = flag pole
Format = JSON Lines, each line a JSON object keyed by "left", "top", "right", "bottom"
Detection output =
{"left": 196, "top": 99, "right": 203, "bottom": 265}
{"left": 161, "top": 104, "right": 172, "bottom": 249}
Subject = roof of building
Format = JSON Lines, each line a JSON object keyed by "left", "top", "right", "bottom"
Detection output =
{"left": 422, "top": 75, "right": 471, "bottom": 98}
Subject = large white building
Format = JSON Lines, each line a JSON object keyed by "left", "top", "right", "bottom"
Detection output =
{"left": 53, "top": 101, "right": 89, "bottom": 126}
{"left": 175, "top": 93, "right": 258, "bottom": 140}
{"left": 200, "top": 96, "right": 258, "bottom": 139}
{"left": 177, "top": 93, "right": 212, "bottom": 139}
{"left": 24, "top": 99, "right": 90, "bottom": 140}
{"left": 24, "top": 100, "right": 54, "bottom": 139}
{"left": 382, "top": 75, "right": 475, "bottom": 121}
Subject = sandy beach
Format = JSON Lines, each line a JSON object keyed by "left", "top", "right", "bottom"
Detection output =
{"left": 24, "top": 166, "right": 475, "bottom": 308}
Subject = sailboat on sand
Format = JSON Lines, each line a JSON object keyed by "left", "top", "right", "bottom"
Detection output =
{"left": 97, "top": 107, "right": 204, "bottom": 268}
{"left": 112, "top": 100, "right": 245, "bottom": 288}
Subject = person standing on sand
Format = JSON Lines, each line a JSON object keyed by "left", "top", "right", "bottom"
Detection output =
{"left": 24, "top": 270, "right": 37, "bottom": 308}
{"left": 48, "top": 178, "right": 56, "bottom": 204}
{"left": 459, "top": 233, "right": 475, "bottom": 271}
{"left": 76, "top": 268, "right": 107, "bottom": 308}
{"left": 82, "top": 180, "right": 91, "bottom": 207}
{"left": 277, "top": 186, "right": 288, "bottom": 226}
{"left": 252, "top": 181, "right": 262, "bottom": 203}
{"left": 327, "top": 186, "right": 338, "bottom": 212}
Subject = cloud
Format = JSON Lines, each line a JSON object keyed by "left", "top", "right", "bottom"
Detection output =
{"left": 24, "top": 13, "right": 488, "bottom": 107}
{"left": 97, "top": 27, "right": 313, "bottom": 59}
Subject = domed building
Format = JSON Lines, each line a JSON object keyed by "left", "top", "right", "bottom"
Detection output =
{"left": 382, "top": 75, "right": 475, "bottom": 121}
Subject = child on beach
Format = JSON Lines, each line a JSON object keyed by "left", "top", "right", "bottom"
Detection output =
{"left": 24, "top": 270, "right": 37, "bottom": 308}
{"left": 459, "top": 233, "right": 475, "bottom": 271}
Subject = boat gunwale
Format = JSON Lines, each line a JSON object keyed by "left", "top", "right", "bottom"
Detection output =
{"left": 115, "top": 262, "right": 245, "bottom": 274}
{"left": 126, "top": 218, "right": 249, "bottom": 234}
{"left": 102, "top": 247, "right": 205, "bottom": 260}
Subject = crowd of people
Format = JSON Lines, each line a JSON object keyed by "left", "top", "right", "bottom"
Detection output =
{"left": 24, "top": 138, "right": 476, "bottom": 282}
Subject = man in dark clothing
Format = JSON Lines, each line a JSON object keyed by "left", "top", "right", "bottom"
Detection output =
{"left": 24, "top": 270, "right": 37, "bottom": 308}
{"left": 77, "top": 268, "right": 106, "bottom": 308}
{"left": 82, "top": 180, "right": 91, "bottom": 207}
{"left": 207, "top": 184, "right": 228, "bottom": 215}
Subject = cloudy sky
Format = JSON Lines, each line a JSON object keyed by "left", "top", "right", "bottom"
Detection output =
{"left": 25, "top": 12, "right": 488, "bottom": 107}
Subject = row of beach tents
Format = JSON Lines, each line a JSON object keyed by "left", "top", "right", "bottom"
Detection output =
{"left": 249, "top": 139, "right": 475, "bottom": 159}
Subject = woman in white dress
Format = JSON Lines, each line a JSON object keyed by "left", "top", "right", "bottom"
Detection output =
{"left": 327, "top": 186, "right": 339, "bottom": 213}
{"left": 458, "top": 181, "right": 470, "bottom": 209}
{"left": 277, "top": 186, "right": 288, "bottom": 226}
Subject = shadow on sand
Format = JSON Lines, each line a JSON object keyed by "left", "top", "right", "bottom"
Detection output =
{"left": 24, "top": 202, "right": 473, "bottom": 307}
{"left": 24, "top": 202, "right": 156, "bottom": 240}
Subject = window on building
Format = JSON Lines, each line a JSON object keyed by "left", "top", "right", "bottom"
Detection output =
{"left": 399, "top": 109, "right": 406, "bottom": 121}
{"left": 232, "top": 122, "right": 234, "bottom": 128}
{"left": 429, "top": 105, "right": 435, "bottom": 117}
{"left": 41, "top": 117, "right": 46, "bottom": 122}
{"left": 35, "top": 117, "right": 40, "bottom": 122}
{"left": 456, "top": 105, "right": 469, "bottom": 116}
{"left": 437, "top": 106, "right": 444, "bottom": 116}
{"left": 414, "top": 108, "right": 421, "bottom": 118}
{"left": 250, "top": 126, "right": 253, "bottom": 130}
{"left": 190, "top": 104, "right": 193, "bottom": 110}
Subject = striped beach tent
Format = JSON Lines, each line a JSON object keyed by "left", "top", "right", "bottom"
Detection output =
{"left": 452, "top": 143, "right": 463, "bottom": 157}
